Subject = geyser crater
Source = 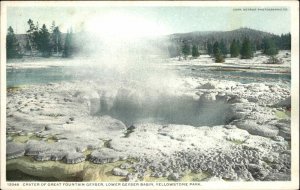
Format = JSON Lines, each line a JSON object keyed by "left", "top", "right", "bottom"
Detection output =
{"left": 89, "top": 89, "right": 232, "bottom": 127}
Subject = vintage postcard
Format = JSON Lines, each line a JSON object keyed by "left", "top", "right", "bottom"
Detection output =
{"left": 0, "top": 1, "right": 299, "bottom": 190}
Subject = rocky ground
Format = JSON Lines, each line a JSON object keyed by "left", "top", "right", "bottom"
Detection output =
{"left": 6, "top": 72, "right": 291, "bottom": 181}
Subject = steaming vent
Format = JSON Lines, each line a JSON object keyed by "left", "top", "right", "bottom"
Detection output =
{"left": 86, "top": 88, "right": 231, "bottom": 127}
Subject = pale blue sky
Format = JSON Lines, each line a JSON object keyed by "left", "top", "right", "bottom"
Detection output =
{"left": 7, "top": 6, "right": 290, "bottom": 35}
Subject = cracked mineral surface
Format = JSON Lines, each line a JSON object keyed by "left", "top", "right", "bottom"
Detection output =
{"left": 6, "top": 52, "right": 291, "bottom": 182}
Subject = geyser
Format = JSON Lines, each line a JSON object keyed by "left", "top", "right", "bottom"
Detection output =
{"left": 62, "top": 11, "right": 231, "bottom": 127}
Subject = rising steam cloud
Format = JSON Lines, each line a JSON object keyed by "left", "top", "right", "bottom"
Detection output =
{"left": 70, "top": 11, "right": 180, "bottom": 92}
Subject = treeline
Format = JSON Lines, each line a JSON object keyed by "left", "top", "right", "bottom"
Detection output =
{"left": 175, "top": 33, "right": 290, "bottom": 63}
{"left": 6, "top": 19, "right": 75, "bottom": 59}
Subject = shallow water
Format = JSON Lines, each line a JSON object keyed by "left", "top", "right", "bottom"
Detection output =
{"left": 173, "top": 65, "right": 291, "bottom": 84}
{"left": 6, "top": 62, "right": 291, "bottom": 87}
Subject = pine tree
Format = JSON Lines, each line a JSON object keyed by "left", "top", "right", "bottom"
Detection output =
{"left": 213, "top": 41, "right": 219, "bottom": 56}
{"left": 181, "top": 42, "right": 190, "bottom": 59}
{"left": 215, "top": 51, "right": 224, "bottom": 63}
{"left": 255, "top": 40, "right": 262, "bottom": 50}
{"left": 219, "top": 40, "right": 228, "bottom": 57}
{"left": 284, "top": 33, "right": 291, "bottom": 50}
{"left": 191, "top": 45, "right": 200, "bottom": 58}
{"left": 262, "top": 37, "right": 278, "bottom": 56}
{"left": 262, "top": 37, "right": 279, "bottom": 64}
{"left": 52, "top": 28, "right": 62, "bottom": 55}
{"left": 63, "top": 30, "right": 73, "bottom": 58}
{"left": 6, "top": 26, "right": 22, "bottom": 59}
{"left": 236, "top": 40, "right": 241, "bottom": 53}
{"left": 230, "top": 39, "right": 239, "bottom": 57}
{"left": 251, "top": 41, "right": 257, "bottom": 53}
{"left": 213, "top": 41, "right": 224, "bottom": 63}
{"left": 37, "top": 24, "right": 51, "bottom": 57}
{"left": 49, "top": 21, "right": 62, "bottom": 55}
{"left": 207, "top": 42, "right": 213, "bottom": 56}
{"left": 240, "top": 37, "right": 253, "bottom": 59}
{"left": 26, "top": 19, "right": 38, "bottom": 55}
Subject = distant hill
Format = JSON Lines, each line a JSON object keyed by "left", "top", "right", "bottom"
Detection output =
{"left": 164, "top": 27, "right": 287, "bottom": 56}
{"left": 168, "top": 27, "right": 276, "bottom": 48}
